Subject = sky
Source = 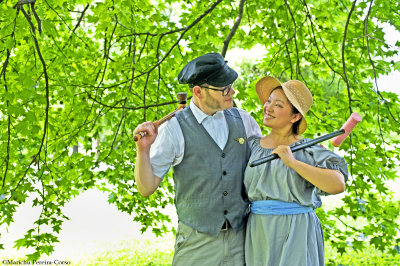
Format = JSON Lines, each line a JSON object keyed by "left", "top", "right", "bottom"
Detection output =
{"left": 376, "top": 71, "right": 400, "bottom": 95}
{"left": 379, "top": 23, "right": 400, "bottom": 95}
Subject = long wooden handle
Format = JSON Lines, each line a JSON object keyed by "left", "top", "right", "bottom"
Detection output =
{"left": 133, "top": 106, "right": 184, "bottom": 142}
{"left": 134, "top": 92, "right": 187, "bottom": 142}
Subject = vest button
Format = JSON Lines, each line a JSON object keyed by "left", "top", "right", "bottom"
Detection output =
{"left": 223, "top": 191, "right": 228, "bottom": 196}
{"left": 224, "top": 210, "right": 228, "bottom": 215}
{"left": 221, "top": 153, "right": 225, "bottom": 158}
{"left": 222, "top": 171, "right": 227, "bottom": 175}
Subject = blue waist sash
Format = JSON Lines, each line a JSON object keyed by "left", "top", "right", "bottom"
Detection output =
{"left": 250, "top": 200, "right": 314, "bottom": 215}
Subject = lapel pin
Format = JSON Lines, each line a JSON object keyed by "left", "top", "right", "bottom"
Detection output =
{"left": 234, "top": 137, "right": 246, "bottom": 144}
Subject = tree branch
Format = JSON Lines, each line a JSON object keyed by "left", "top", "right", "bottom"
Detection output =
{"left": 341, "top": 0, "right": 357, "bottom": 113}
{"left": 2, "top": 49, "right": 11, "bottom": 188}
{"left": 40, "top": 0, "right": 90, "bottom": 79}
{"left": 364, "top": 0, "right": 388, "bottom": 146}
{"left": 142, "top": 72, "right": 151, "bottom": 121}
{"left": 128, "top": 35, "right": 137, "bottom": 95}
{"left": 2, "top": 155, "right": 36, "bottom": 204}
{"left": 284, "top": 0, "right": 301, "bottom": 79}
{"left": 86, "top": 91, "right": 189, "bottom": 110}
{"left": 139, "top": 0, "right": 224, "bottom": 79}
{"left": 96, "top": 20, "right": 118, "bottom": 90}
{"left": 72, "top": 4, "right": 89, "bottom": 33}
{"left": 118, "top": 27, "right": 189, "bottom": 38}
{"left": 132, "top": 0, "right": 223, "bottom": 121}
{"left": 137, "top": 33, "right": 150, "bottom": 63}
{"left": 285, "top": 43, "right": 293, "bottom": 79}
{"left": 334, "top": 214, "right": 362, "bottom": 232}
{"left": 267, "top": 8, "right": 308, "bottom": 76}
{"left": 103, "top": 110, "right": 126, "bottom": 161}
{"left": 20, "top": 6, "right": 36, "bottom": 34}
{"left": 13, "top": 0, "right": 36, "bottom": 9}
{"left": 21, "top": 5, "right": 50, "bottom": 169}
{"left": 301, "top": 0, "right": 342, "bottom": 76}
{"left": 221, "top": 0, "right": 245, "bottom": 57}
{"left": 30, "top": 2, "right": 41, "bottom": 34}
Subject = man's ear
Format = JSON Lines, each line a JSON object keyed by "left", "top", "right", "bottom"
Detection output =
{"left": 192, "top": 85, "right": 203, "bottom": 98}
{"left": 291, "top": 113, "right": 302, "bottom": 123}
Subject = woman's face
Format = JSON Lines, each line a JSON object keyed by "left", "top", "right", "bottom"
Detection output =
{"left": 263, "top": 88, "right": 300, "bottom": 129}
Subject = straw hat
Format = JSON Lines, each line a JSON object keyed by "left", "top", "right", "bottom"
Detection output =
{"left": 255, "top": 76, "right": 313, "bottom": 135}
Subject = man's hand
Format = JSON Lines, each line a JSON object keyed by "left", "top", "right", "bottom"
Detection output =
{"left": 133, "top": 121, "right": 158, "bottom": 151}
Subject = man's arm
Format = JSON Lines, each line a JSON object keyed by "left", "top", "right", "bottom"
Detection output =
{"left": 133, "top": 122, "right": 162, "bottom": 197}
{"left": 135, "top": 148, "right": 162, "bottom": 197}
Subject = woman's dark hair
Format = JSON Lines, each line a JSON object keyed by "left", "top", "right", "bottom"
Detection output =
{"left": 291, "top": 105, "right": 301, "bottom": 135}
{"left": 270, "top": 86, "right": 301, "bottom": 135}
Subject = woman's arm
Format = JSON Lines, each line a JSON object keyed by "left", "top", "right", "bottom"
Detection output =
{"left": 273, "top": 145, "right": 345, "bottom": 194}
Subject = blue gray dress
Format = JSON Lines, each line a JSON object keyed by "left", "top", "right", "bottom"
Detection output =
{"left": 244, "top": 138, "right": 349, "bottom": 266}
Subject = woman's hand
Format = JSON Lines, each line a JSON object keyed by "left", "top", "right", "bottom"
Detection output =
{"left": 272, "top": 145, "right": 297, "bottom": 168}
{"left": 273, "top": 145, "right": 345, "bottom": 194}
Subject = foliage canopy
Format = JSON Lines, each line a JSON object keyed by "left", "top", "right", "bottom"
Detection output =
{"left": 1, "top": 0, "right": 399, "bottom": 260}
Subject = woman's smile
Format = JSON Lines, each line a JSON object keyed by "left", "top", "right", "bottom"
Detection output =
{"left": 264, "top": 112, "right": 274, "bottom": 119}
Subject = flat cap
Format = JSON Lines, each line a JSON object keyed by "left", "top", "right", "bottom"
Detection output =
{"left": 178, "top": 53, "right": 238, "bottom": 87}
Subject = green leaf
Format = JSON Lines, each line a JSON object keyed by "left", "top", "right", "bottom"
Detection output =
{"left": 0, "top": 0, "right": 399, "bottom": 259}
{"left": 26, "top": 251, "right": 41, "bottom": 261}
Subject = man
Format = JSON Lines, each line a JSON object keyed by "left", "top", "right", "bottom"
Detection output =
{"left": 134, "top": 53, "right": 261, "bottom": 265}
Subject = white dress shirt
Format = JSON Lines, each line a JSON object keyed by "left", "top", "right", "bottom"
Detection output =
{"left": 150, "top": 100, "right": 262, "bottom": 178}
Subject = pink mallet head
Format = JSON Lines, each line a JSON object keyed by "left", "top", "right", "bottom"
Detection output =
{"left": 331, "top": 113, "right": 362, "bottom": 147}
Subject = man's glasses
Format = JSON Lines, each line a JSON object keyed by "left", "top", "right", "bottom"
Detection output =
{"left": 200, "top": 84, "right": 232, "bottom": 96}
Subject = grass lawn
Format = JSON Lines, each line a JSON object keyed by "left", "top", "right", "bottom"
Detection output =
{"left": 71, "top": 235, "right": 400, "bottom": 266}
{"left": 73, "top": 236, "right": 175, "bottom": 266}
{"left": 3, "top": 235, "right": 399, "bottom": 265}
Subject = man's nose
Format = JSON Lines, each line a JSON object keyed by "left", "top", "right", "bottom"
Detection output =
{"left": 229, "top": 86, "right": 236, "bottom": 95}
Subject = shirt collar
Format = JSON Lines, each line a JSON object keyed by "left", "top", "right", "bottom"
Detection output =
{"left": 189, "top": 100, "right": 225, "bottom": 124}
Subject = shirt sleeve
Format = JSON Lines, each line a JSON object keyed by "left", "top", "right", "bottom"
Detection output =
{"left": 149, "top": 117, "right": 184, "bottom": 179}
{"left": 304, "top": 144, "right": 349, "bottom": 196}
{"left": 237, "top": 108, "right": 262, "bottom": 139}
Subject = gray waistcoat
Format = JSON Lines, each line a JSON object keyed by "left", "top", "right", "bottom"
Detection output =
{"left": 173, "top": 107, "right": 250, "bottom": 237}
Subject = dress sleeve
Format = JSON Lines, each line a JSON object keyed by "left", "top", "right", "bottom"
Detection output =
{"left": 247, "top": 136, "right": 262, "bottom": 151}
{"left": 237, "top": 108, "right": 262, "bottom": 138}
{"left": 304, "top": 144, "right": 349, "bottom": 195}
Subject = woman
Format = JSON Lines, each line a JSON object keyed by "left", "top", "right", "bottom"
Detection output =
{"left": 244, "top": 76, "right": 349, "bottom": 266}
